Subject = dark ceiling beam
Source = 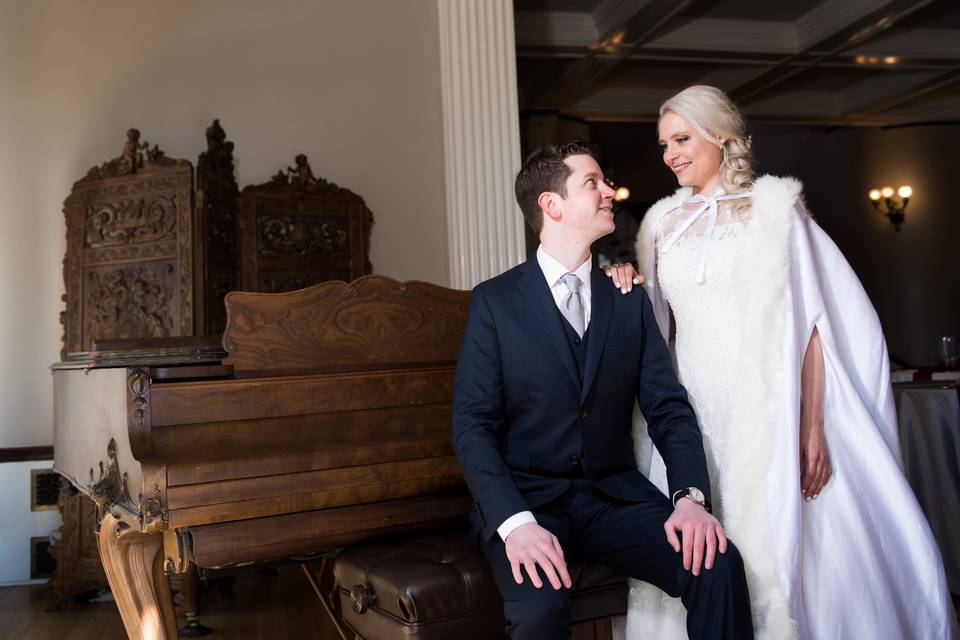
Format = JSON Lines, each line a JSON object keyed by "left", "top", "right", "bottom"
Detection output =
{"left": 844, "top": 64, "right": 960, "bottom": 120}
{"left": 523, "top": 0, "right": 699, "bottom": 110}
{"left": 592, "top": 0, "right": 699, "bottom": 46}
{"left": 518, "top": 45, "right": 960, "bottom": 72}
{"left": 593, "top": 0, "right": 641, "bottom": 44}
{"left": 727, "top": 0, "right": 941, "bottom": 104}
{"left": 516, "top": 60, "right": 570, "bottom": 111}
{"left": 562, "top": 106, "right": 941, "bottom": 127}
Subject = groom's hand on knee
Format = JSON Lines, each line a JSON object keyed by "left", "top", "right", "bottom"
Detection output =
{"left": 504, "top": 523, "right": 572, "bottom": 590}
{"left": 664, "top": 500, "right": 728, "bottom": 577}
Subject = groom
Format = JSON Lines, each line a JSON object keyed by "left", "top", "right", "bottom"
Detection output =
{"left": 452, "top": 142, "right": 753, "bottom": 639}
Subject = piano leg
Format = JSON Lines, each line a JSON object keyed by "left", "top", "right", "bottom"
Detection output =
{"left": 173, "top": 564, "right": 214, "bottom": 637}
{"left": 97, "top": 512, "right": 178, "bottom": 640}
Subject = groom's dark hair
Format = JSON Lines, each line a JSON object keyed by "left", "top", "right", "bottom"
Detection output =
{"left": 514, "top": 140, "right": 601, "bottom": 235}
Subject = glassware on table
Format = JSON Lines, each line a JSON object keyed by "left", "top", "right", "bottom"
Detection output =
{"left": 939, "top": 336, "right": 958, "bottom": 369}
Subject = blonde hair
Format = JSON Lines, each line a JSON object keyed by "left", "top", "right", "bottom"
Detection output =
{"left": 659, "top": 85, "right": 754, "bottom": 193}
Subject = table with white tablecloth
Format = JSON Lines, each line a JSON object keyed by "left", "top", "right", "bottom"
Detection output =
{"left": 895, "top": 383, "right": 960, "bottom": 607}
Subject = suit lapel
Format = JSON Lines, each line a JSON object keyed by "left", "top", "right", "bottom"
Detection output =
{"left": 516, "top": 257, "right": 580, "bottom": 390}
{"left": 581, "top": 268, "right": 613, "bottom": 403}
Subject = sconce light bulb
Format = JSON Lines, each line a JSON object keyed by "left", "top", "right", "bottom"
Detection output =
{"left": 880, "top": 186, "right": 895, "bottom": 198}
{"left": 868, "top": 189, "right": 882, "bottom": 201}
{"left": 898, "top": 185, "right": 912, "bottom": 198}
{"left": 614, "top": 186, "right": 630, "bottom": 202}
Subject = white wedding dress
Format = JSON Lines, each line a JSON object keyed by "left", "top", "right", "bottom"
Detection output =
{"left": 620, "top": 177, "right": 957, "bottom": 640}
{"left": 627, "top": 196, "right": 756, "bottom": 638}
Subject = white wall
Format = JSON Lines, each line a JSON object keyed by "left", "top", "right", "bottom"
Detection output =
{"left": 0, "top": 460, "right": 62, "bottom": 585}
{"left": 0, "top": 0, "right": 447, "bottom": 448}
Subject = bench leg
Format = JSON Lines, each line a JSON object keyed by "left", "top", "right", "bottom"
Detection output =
{"left": 301, "top": 561, "right": 357, "bottom": 640}
{"left": 572, "top": 618, "right": 614, "bottom": 640}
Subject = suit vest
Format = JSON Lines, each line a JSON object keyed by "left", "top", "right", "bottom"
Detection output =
{"left": 556, "top": 305, "right": 589, "bottom": 383}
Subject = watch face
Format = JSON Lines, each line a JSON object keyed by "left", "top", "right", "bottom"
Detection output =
{"left": 689, "top": 487, "right": 705, "bottom": 503}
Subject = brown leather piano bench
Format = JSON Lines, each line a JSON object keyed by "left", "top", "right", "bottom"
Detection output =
{"left": 332, "top": 531, "right": 627, "bottom": 640}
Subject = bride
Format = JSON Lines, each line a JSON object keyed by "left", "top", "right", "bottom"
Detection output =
{"left": 606, "top": 85, "right": 956, "bottom": 639}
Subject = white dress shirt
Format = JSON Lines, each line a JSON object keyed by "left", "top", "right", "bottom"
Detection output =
{"left": 497, "top": 245, "right": 593, "bottom": 541}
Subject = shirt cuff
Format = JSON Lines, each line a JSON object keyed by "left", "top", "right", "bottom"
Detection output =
{"left": 497, "top": 511, "right": 537, "bottom": 541}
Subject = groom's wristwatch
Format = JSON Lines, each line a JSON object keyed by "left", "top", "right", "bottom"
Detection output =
{"left": 672, "top": 487, "right": 712, "bottom": 513}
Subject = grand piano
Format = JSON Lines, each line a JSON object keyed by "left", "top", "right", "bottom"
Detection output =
{"left": 52, "top": 275, "right": 472, "bottom": 639}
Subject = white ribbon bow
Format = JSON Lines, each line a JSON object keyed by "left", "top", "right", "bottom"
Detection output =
{"left": 660, "top": 188, "right": 753, "bottom": 284}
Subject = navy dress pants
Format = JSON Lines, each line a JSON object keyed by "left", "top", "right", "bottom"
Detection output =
{"left": 478, "top": 480, "right": 754, "bottom": 640}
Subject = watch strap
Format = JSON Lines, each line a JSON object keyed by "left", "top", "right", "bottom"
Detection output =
{"left": 672, "top": 487, "right": 712, "bottom": 513}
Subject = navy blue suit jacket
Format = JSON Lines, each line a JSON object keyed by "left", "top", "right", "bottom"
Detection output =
{"left": 452, "top": 253, "right": 711, "bottom": 541}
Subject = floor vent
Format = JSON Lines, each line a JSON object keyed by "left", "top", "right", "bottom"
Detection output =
{"left": 31, "top": 468, "right": 60, "bottom": 512}
{"left": 31, "top": 537, "right": 56, "bottom": 580}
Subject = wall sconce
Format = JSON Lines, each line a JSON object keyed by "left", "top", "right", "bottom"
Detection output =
{"left": 868, "top": 184, "right": 912, "bottom": 231}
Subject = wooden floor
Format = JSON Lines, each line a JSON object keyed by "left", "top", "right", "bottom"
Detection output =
{"left": 0, "top": 565, "right": 342, "bottom": 640}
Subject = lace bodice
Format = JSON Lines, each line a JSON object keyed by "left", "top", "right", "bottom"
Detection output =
{"left": 628, "top": 195, "right": 760, "bottom": 633}
{"left": 654, "top": 196, "right": 756, "bottom": 520}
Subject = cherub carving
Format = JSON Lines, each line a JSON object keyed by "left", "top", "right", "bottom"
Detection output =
{"left": 80, "top": 128, "right": 183, "bottom": 182}
{"left": 271, "top": 154, "right": 317, "bottom": 188}
{"left": 287, "top": 154, "right": 317, "bottom": 189}
{"left": 120, "top": 128, "right": 148, "bottom": 175}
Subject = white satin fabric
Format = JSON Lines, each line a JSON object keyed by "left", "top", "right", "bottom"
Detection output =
{"left": 620, "top": 176, "right": 957, "bottom": 640}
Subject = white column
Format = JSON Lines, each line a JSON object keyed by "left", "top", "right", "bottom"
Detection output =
{"left": 438, "top": 0, "right": 526, "bottom": 290}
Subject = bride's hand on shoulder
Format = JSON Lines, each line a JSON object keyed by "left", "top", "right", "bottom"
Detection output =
{"left": 601, "top": 262, "right": 645, "bottom": 294}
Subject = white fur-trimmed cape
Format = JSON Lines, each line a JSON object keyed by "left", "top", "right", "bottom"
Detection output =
{"left": 626, "top": 176, "right": 956, "bottom": 639}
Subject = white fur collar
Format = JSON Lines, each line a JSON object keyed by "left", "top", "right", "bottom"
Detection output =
{"left": 636, "top": 175, "right": 804, "bottom": 270}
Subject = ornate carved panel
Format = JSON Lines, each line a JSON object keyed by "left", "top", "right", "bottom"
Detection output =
{"left": 84, "top": 196, "right": 178, "bottom": 248}
{"left": 195, "top": 119, "right": 240, "bottom": 336}
{"left": 257, "top": 270, "right": 351, "bottom": 293}
{"left": 62, "top": 128, "right": 196, "bottom": 358}
{"left": 258, "top": 215, "right": 348, "bottom": 256}
{"left": 240, "top": 154, "right": 373, "bottom": 294}
{"left": 48, "top": 486, "right": 109, "bottom": 600}
{"left": 60, "top": 125, "right": 384, "bottom": 355}
{"left": 82, "top": 262, "right": 178, "bottom": 344}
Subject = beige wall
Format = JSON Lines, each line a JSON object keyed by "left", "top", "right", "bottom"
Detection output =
{"left": 0, "top": 0, "right": 447, "bottom": 447}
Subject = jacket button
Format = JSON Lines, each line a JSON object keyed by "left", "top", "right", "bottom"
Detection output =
{"left": 573, "top": 336, "right": 581, "bottom": 344}
{"left": 580, "top": 410, "right": 589, "bottom": 419}
{"left": 570, "top": 456, "right": 580, "bottom": 465}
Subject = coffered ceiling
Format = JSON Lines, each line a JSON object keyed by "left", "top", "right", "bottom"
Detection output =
{"left": 514, "top": 0, "right": 960, "bottom": 125}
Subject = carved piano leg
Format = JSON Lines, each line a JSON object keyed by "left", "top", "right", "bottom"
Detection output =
{"left": 97, "top": 512, "right": 177, "bottom": 640}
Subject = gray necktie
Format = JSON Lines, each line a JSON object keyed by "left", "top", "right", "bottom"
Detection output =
{"left": 559, "top": 273, "right": 585, "bottom": 337}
